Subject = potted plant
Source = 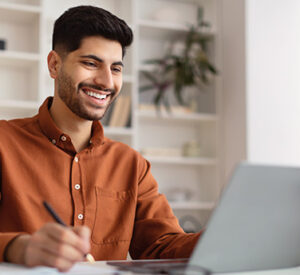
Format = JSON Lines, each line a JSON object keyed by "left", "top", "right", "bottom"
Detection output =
{"left": 140, "top": 8, "right": 217, "bottom": 112}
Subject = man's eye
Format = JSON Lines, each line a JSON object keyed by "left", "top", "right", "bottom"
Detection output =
{"left": 112, "top": 67, "right": 122, "bottom": 73}
{"left": 82, "top": 61, "right": 96, "bottom": 67}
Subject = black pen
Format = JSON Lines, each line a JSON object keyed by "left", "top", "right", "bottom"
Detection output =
{"left": 43, "top": 201, "right": 95, "bottom": 263}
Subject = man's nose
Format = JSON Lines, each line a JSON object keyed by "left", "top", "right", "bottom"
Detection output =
{"left": 94, "top": 67, "right": 114, "bottom": 90}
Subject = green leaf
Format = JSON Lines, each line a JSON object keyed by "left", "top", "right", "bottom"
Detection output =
{"left": 174, "top": 82, "right": 184, "bottom": 105}
{"left": 141, "top": 71, "right": 159, "bottom": 84}
{"left": 153, "top": 89, "right": 165, "bottom": 106}
{"left": 207, "top": 63, "right": 218, "bottom": 74}
{"left": 143, "top": 59, "right": 164, "bottom": 65}
{"left": 163, "top": 96, "right": 171, "bottom": 112}
{"left": 139, "top": 85, "right": 156, "bottom": 92}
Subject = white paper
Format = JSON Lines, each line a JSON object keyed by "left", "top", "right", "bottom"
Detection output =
{"left": 0, "top": 262, "right": 123, "bottom": 275}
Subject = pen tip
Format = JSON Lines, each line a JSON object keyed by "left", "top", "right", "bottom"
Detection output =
{"left": 86, "top": 253, "right": 95, "bottom": 263}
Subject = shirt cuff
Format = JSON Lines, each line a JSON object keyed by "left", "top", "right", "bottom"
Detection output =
{"left": 0, "top": 232, "right": 26, "bottom": 262}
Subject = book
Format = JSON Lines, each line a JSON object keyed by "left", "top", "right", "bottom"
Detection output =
{"left": 108, "top": 95, "right": 131, "bottom": 127}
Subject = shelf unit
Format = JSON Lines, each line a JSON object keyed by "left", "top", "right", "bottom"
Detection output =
{"left": 0, "top": 0, "right": 41, "bottom": 119}
{"left": 0, "top": 0, "right": 222, "bottom": 232}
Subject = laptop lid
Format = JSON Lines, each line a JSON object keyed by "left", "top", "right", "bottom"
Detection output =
{"left": 189, "top": 163, "right": 300, "bottom": 273}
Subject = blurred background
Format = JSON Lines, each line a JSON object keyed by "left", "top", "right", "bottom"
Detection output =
{"left": 0, "top": 0, "right": 299, "bottom": 233}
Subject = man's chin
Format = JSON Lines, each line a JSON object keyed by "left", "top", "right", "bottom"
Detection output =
{"left": 70, "top": 108, "right": 105, "bottom": 121}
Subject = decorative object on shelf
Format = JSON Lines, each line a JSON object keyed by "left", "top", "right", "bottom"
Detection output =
{"left": 0, "top": 39, "right": 6, "bottom": 50}
{"left": 166, "top": 188, "right": 192, "bottom": 202}
{"left": 182, "top": 140, "right": 202, "bottom": 157}
{"left": 141, "top": 147, "right": 182, "bottom": 157}
{"left": 179, "top": 215, "right": 203, "bottom": 233}
{"left": 139, "top": 7, "right": 217, "bottom": 111}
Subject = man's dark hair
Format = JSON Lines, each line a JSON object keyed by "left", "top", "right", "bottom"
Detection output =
{"left": 52, "top": 5, "right": 133, "bottom": 57}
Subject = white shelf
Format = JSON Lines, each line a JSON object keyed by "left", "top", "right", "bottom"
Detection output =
{"left": 0, "top": 51, "right": 40, "bottom": 67}
{"left": 138, "top": 19, "right": 215, "bottom": 39}
{"left": 103, "top": 127, "right": 133, "bottom": 136}
{"left": 0, "top": 2, "right": 40, "bottom": 23}
{"left": 137, "top": 110, "right": 218, "bottom": 122}
{"left": 0, "top": 100, "right": 39, "bottom": 110}
{"left": 139, "top": 19, "right": 191, "bottom": 32}
{"left": 169, "top": 201, "right": 215, "bottom": 210}
{"left": 144, "top": 156, "right": 217, "bottom": 166}
{"left": 0, "top": 2, "right": 41, "bottom": 12}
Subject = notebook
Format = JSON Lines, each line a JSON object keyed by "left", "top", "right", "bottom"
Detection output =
{"left": 110, "top": 163, "right": 300, "bottom": 274}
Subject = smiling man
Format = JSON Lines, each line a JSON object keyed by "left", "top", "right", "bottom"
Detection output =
{"left": 48, "top": 35, "right": 124, "bottom": 152}
{"left": 0, "top": 5, "right": 201, "bottom": 272}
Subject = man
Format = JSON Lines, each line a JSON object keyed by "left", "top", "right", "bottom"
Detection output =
{"left": 0, "top": 6, "right": 201, "bottom": 272}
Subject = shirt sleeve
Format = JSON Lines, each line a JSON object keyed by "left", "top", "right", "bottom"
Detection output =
{"left": 129, "top": 157, "right": 202, "bottom": 259}
{"left": 0, "top": 155, "right": 26, "bottom": 262}
{"left": 0, "top": 233, "right": 24, "bottom": 262}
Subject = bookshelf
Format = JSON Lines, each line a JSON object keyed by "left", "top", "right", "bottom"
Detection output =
{"left": 0, "top": 0, "right": 222, "bottom": 232}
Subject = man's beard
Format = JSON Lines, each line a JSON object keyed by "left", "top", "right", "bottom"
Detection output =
{"left": 57, "top": 68, "right": 114, "bottom": 121}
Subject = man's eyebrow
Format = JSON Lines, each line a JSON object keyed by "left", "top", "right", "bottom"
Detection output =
{"left": 112, "top": 61, "right": 124, "bottom": 67}
{"left": 80, "top": 55, "right": 124, "bottom": 67}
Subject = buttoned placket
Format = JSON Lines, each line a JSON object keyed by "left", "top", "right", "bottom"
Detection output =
{"left": 71, "top": 154, "right": 85, "bottom": 225}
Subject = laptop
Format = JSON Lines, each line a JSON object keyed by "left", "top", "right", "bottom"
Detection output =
{"left": 109, "top": 163, "right": 300, "bottom": 274}
{"left": 190, "top": 162, "right": 300, "bottom": 273}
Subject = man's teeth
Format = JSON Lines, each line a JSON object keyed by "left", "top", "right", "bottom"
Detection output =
{"left": 86, "top": 91, "right": 107, "bottom": 99}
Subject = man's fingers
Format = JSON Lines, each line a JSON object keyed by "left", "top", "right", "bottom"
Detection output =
{"left": 40, "top": 223, "right": 89, "bottom": 254}
{"left": 22, "top": 223, "right": 91, "bottom": 271}
{"left": 26, "top": 246, "right": 75, "bottom": 272}
{"left": 29, "top": 231, "right": 85, "bottom": 262}
{"left": 73, "top": 225, "right": 91, "bottom": 245}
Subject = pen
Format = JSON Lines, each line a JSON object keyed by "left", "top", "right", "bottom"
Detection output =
{"left": 43, "top": 200, "right": 95, "bottom": 263}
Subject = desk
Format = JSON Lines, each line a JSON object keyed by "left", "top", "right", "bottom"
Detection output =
{"left": 0, "top": 261, "right": 300, "bottom": 275}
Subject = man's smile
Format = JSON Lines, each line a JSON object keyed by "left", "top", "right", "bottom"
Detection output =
{"left": 80, "top": 86, "right": 113, "bottom": 107}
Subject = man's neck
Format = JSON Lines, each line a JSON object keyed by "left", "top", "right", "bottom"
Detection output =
{"left": 49, "top": 96, "right": 93, "bottom": 153}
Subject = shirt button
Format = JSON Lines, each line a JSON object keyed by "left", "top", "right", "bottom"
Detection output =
{"left": 51, "top": 139, "right": 56, "bottom": 144}
{"left": 74, "top": 156, "right": 79, "bottom": 162}
{"left": 61, "top": 135, "right": 67, "bottom": 142}
{"left": 75, "top": 184, "right": 81, "bottom": 190}
{"left": 78, "top": 214, "right": 83, "bottom": 220}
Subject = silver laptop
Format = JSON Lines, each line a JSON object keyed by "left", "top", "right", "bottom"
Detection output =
{"left": 190, "top": 162, "right": 300, "bottom": 273}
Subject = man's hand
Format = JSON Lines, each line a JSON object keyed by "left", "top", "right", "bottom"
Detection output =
{"left": 5, "top": 223, "right": 91, "bottom": 272}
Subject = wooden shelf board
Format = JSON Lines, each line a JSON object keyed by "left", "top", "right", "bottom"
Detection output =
{"left": 0, "top": 2, "right": 41, "bottom": 13}
{"left": 138, "top": 19, "right": 215, "bottom": 39}
{"left": 103, "top": 127, "right": 133, "bottom": 136}
{"left": 144, "top": 155, "right": 217, "bottom": 165}
{"left": 0, "top": 100, "right": 39, "bottom": 110}
{"left": 0, "top": 51, "right": 40, "bottom": 67}
{"left": 137, "top": 110, "right": 218, "bottom": 122}
{"left": 0, "top": 3, "right": 41, "bottom": 23}
{"left": 139, "top": 19, "right": 190, "bottom": 32}
{"left": 169, "top": 201, "right": 215, "bottom": 210}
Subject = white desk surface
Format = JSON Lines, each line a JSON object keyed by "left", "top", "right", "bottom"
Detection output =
{"left": 0, "top": 261, "right": 300, "bottom": 275}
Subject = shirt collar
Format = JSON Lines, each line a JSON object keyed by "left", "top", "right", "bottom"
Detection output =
{"left": 38, "top": 97, "right": 105, "bottom": 153}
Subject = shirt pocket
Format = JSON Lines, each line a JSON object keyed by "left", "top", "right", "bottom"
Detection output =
{"left": 91, "top": 187, "right": 136, "bottom": 245}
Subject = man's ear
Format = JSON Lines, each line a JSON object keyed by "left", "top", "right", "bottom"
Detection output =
{"left": 47, "top": 50, "right": 62, "bottom": 79}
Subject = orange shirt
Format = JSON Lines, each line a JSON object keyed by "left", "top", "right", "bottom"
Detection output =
{"left": 0, "top": 97, "right": 200, "bottom": 261}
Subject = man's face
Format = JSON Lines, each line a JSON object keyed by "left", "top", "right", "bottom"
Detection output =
{"left": 56, "top": 36, "right": 123, "bottom": 121}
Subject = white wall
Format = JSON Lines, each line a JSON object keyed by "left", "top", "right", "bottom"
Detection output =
{"left": 221, "top": 0, "right": 247, "bottom": 182}
{"left": 246, "top": 0, "right": 300, "bottom": 165}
